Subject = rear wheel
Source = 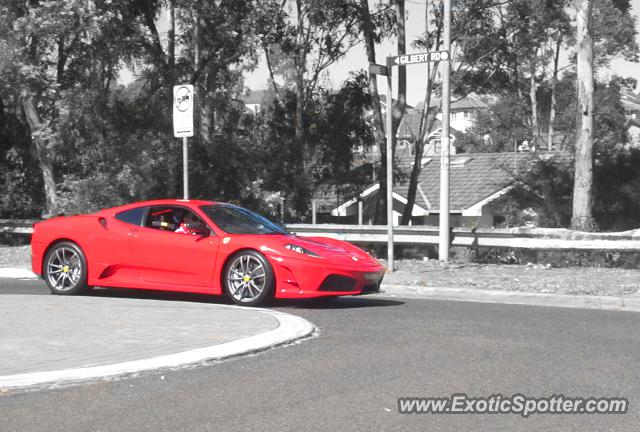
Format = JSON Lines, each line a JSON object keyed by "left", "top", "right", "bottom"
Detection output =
{"left": 224, "top": 250, "right": 274, "bottom": 307}
{"left": 43, "top": 242, "right": 89, "bottom": 295}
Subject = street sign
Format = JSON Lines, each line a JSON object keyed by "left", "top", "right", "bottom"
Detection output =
{"left": 368, "top": 63, "right": 390, "bottom": 76}
{"left": 173, "top": 84, "right": 194, "bottom": 138}
{"left": 386, "top": 50, "right": 449, "bottom": 66}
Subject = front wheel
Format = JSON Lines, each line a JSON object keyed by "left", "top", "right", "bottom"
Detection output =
{"left": 43, "top": 241, "right": 89, "bottom": 295}
{"left": 224, "top": 250, "right": 274, "bottom": 307}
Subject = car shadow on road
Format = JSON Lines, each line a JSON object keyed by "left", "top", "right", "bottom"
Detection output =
{"left": 85, "top": 287, "right": 404, "bottom": 310}
{"left": 87, "top": 287, "right": 232, "bottom": 305}
{"left": 274, "top": 296, "right": 405, "bottom": 310}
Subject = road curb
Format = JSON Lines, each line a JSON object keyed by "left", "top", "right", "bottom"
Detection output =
{"left": 0, "top": 307, "right": 315, "bottom": 390}
{"left": 380, "top": 284, "right": 640, "bottom": 313}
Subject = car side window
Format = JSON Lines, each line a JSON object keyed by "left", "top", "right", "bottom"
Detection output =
{"left": 115, "top": 207, "right": 146, "bottom": 226}
{"left": 145, "top": 206, "right": 211, "bottom": 235}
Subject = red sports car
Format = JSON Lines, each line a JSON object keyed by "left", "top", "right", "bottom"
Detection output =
{"left": 31, "top": 199, "right": 385, "bottom": 306}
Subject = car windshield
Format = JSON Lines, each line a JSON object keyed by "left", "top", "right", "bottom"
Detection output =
{"left": 201, "top": 204, "right": 289, "bottom": 235}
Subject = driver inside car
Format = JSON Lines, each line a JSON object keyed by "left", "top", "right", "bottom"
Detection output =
{"left": 175, "top": 213, "right": 203, "bottom": 235}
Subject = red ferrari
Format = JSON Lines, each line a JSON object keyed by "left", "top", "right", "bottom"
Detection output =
{"left": 31, "top": 199, "right": 385, "bottom": 306}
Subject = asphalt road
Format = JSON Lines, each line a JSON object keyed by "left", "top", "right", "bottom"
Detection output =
{"left": 1, "top": 279, "right": 639, "bottom": 432}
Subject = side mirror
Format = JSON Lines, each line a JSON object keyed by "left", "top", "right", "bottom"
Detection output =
{"left": 188, "top": 221, "right": 209, "bottom": 236}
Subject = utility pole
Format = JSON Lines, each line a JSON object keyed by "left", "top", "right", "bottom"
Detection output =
{"left": 438, "top": 0, "right": 451, "bottom": 261}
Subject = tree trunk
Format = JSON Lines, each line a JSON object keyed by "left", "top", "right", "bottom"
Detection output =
{"left": 400, "top": 2, "right": 439, "bottom": 225}
{"left": 193, "top": 10, "right": 209, "bottom": 144}
{"left": 400, "top": 68, "right": 440, "bottom": 225}
{"left": 572, "top": 0, "right": 596, "bottom": 231}
{"left": 359, "top": 0, "right": 388, "bottom": 224}
{"left": 293, "top": 0, "right": 308, "bottom": 216}
{"left": 21, "top": 92, "right": 58, "bottom": 217}
{"left": 168, "top": 0, "right": 175, "bottom": 68}
{"left": 547, "top": 36, "right": 561, "bottom": 151}
{"left": 529, "top": 57, "right": 539, "bottom": 150}
{"left": 193, "top": 9, "right": 213, "bottom": 159}
{"left": 392, "top": 0, "right": 406, "bottom": 134}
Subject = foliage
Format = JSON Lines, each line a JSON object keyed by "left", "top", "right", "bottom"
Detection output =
{"left": 248, "top": 72, "right": 374, "bottom": 221}
{"left": 0, "top": 0, "right": 638, "bottom": 229}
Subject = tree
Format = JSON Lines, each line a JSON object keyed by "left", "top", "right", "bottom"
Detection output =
{"left": 400, "top": 0, "right": 515, "bottom": 224}
{"left": 477, "top": 76, "right": 636, "bottom": 230}
{"left": 263, "top": 0, "right": 363, "bottom": 216}
{"left": 248, "top": 74, "right": 374, "bottom": 221}
{"left": 357, "top": 0, "right": 393, "bottom": 224}
{"left": 400, "top": 0, "right": 441, "bottom": 225}
{"left": 0, "top": 0, "right": 152, "bottom": 216}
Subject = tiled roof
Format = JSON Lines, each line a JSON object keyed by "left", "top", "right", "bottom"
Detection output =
{"left": 317, "top": 151, "right": 570, "bottom": 214}
{"left": 394, "top": 152, "right": 570, "bottom": 212}
{"left": 311, "top": 163, "right": 375, "bottom": 211}
{"left": 414, "top": 93, "right": 491, "bottom": 112}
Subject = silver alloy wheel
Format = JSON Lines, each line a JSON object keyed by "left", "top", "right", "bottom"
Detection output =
{"left": 227, "top": 254, "right": 266, "bottom": 303}
{"left": 46, "top": 247, "right": 83, "bottom": 292}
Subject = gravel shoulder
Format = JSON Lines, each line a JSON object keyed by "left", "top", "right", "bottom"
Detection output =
{"left": 0, "top": 246, "right": 30, "bottom": 269}
{"left": 382, "top": 259, "right": 640, "bottom": 297}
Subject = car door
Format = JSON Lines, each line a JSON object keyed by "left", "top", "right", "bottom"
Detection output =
{"left": 128, "top": 206, "right": 219, "bottom": 288}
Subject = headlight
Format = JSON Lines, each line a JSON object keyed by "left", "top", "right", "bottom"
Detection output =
{"left": 284, "top": 244, "right": 321, "bottom": 258}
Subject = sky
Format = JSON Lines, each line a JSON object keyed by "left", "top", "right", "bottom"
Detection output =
{"left": 244, "top": 0, "right": 640, "bottom": 106}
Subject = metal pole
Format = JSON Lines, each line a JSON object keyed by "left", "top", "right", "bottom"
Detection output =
{"left": 386, "top": 72, "right": 394, "bottom": 271}
{"left": 358, "top": 200, "right": 363, "bottom": 226}
{"left": 312, "top": 200, "right": 317, "bottom": 224}
{"left": 438, "top": 0, "right": 451, "bottom": 261}
{"left": 183, "top": 136, "right": 189, "bottom": 200}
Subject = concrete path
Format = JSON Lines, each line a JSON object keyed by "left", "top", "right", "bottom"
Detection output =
{"left": 0, "top": 294, "right": 314, "bottom": 389}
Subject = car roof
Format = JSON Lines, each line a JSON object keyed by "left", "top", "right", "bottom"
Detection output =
{"left": 103, "top": 199, "right": 218, "bottom": 214}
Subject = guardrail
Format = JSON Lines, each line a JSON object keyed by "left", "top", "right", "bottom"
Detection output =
{"left": 287, "top": 224, "right": 640, "bottom": 252}
{"left": 2, "top": 219, "right": 640, "bottom": 251}
{"left": 0, "top": 219, "right": 37, "bottom": 235}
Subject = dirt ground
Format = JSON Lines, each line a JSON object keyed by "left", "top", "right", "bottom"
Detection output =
{"left": 2, "top": 246, "right": 639, "bottom": 298}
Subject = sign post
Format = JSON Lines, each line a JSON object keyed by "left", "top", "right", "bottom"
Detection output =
{"left": 173, "top": 84, "right": 194, "bottom": 200}
{"left": 369, "top": 63, "right": 395, "bottom": 271}
{"left": 376, "top": 48, "right": 451, "bottom": 269}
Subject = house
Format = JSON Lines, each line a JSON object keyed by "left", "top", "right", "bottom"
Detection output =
{"left": 356, "top": 93, "right": 490, "bottom": 164}
{"left": 413, "top": 93, "right": 490, "bottom": 133}
{"left": 397, "top": 93, "right": 490, "bottom": 154}
{"left": 354, "top": 96, "right": 415, "bottom": 160}
{"left": 315, "top": 151, "right": 569, "bottom": 228}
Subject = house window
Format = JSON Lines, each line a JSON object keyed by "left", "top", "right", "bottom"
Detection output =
{"left": 464, "top": 111, "right": 469, "bottom": 118}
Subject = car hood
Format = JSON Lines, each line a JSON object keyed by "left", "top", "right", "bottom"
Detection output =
{"left": 277, "top": 235, "right": 381, "bottom": 267}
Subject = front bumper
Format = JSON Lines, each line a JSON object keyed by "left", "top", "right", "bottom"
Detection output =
{"left": 269, "top": 255, "right": 385, "bottom": 299}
